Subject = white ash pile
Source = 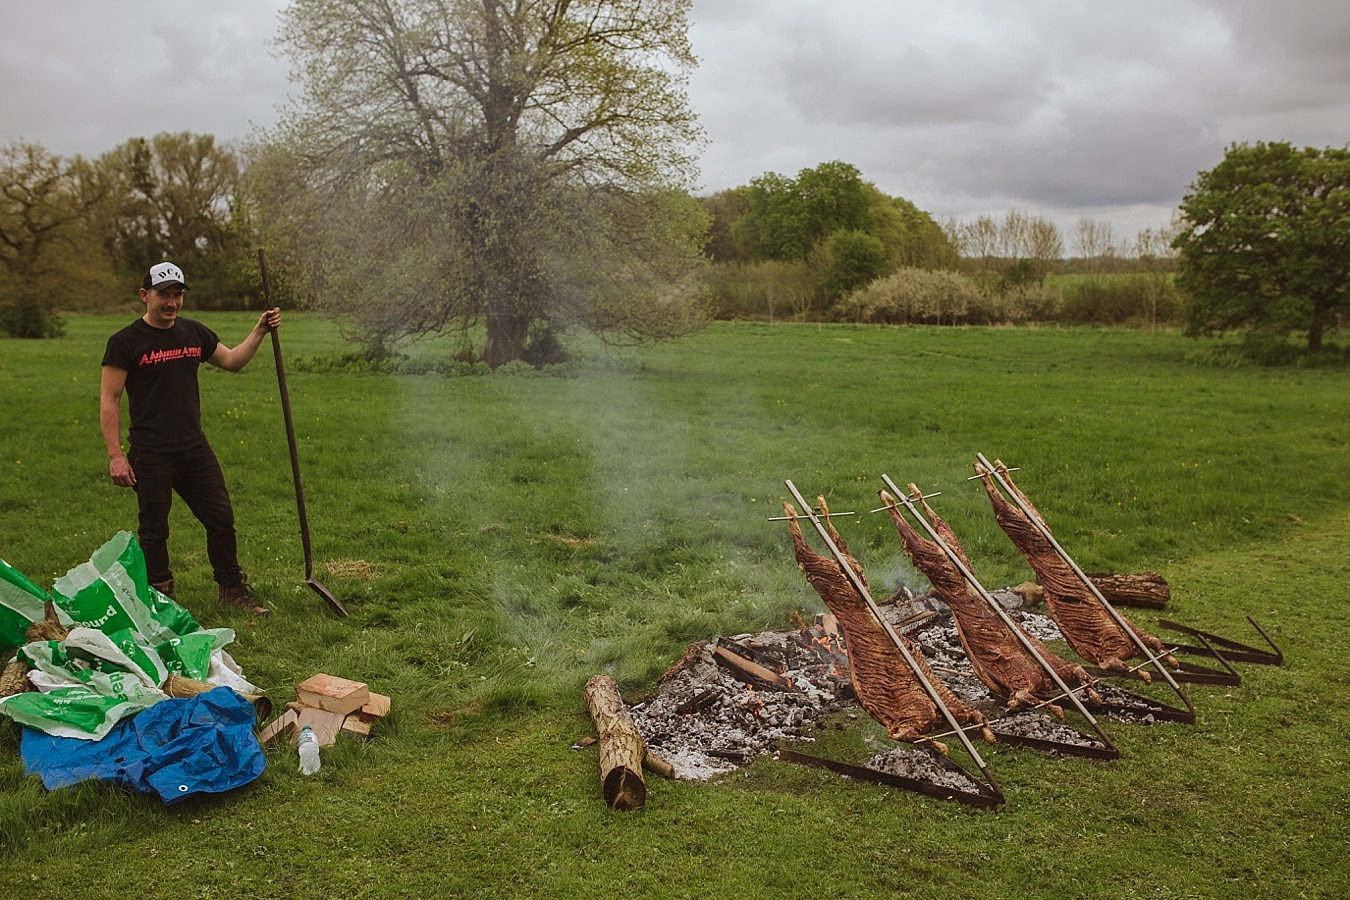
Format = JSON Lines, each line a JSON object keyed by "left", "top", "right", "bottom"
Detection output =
{"left": 629, "top": 586, "right": 1148, "bottom": 782}
{"left": 629, "top": 623, "right": 852, "bottom": 781}
{"left": 864, "top": 747, "right": 984, "bottom": 793}
{"left": 994, "top": 710, "right": 1109, "bottom": 749}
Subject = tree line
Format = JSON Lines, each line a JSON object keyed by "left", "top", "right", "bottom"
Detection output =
{"left": 2, "top": 0, "right": 1344, "bottom": 358}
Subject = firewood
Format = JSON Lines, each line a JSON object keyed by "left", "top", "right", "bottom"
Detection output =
{"left": 583, "top": 674, "right": 648, "bottom": 811}
{"left": 1012, "top": 572, "right": 1169, "bottom": 609}
{"left": 1086, "top": 571, "right": 1171, "bottom": 609}
{"left": 642, "top": 749, "right": 676, "bottom": 780}
{"left": 257, "top": 709, "right": 299, "bottom": 746}
{"left": 357, "top": 691, "right": 391, "bottom": 721}
{"left": 712, "top": 645, "right": 790, "bottom": 690}
{"left": 294, "top": 706, "right": 346, "bottom": 747}
{"left": 296, "top": 673, "right": 370, "bottom": 714}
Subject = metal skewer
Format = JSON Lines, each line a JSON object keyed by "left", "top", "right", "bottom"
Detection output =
{"left": 783, "top": 480, "right": 1001, "bottom": 797}
{"left": 767, "top": 511, "right": 855, "bottom": 522}
{"left": 869, "top": 491, "right": 940, "bottom": 513}
{"left": 880, "top": 474, "right": 1117, "bottom": 753}
{"left": 975, "top": 453, "right": 1194, "bottom": 715}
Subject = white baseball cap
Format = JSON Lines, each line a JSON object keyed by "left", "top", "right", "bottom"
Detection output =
{"left": 143, "top": 262, "right": 189, "bottom": 291}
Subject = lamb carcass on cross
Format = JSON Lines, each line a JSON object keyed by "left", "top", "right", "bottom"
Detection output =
{"left": 976, "top": 462, "right": 1177, "bottom": 681}
{"left": 881, "top": 486, "right": 1100, "bottom": 716}
{"left": 784, "top": 498, "right": 994, "bottom": 754}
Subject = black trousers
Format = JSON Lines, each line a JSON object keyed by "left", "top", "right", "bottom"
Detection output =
{"left": 130, "top": 441, "right": 242, "bottom": 587}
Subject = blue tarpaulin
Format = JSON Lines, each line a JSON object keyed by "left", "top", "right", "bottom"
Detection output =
{"left": 20, "top": 686, "right": 266, "bottom": 804}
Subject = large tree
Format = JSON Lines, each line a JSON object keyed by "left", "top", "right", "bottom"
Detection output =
{"left": 98, "top": 132, "right": 247, "bottom": 302}
{"left": 1174, "top": 142, "right": 1350, "bottom": 352}
{"left": 0, "top": 141, "right": 109, "bottom": 335}
{"left": 261, "top": 0, "right": 708, "bottom": 366}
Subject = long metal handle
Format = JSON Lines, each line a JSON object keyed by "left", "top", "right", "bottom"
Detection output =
{"left": 879, "top": 474, "right": 1113, "bottom": 749}
{"left": 784, "top": 480, "right": 994, "bottom": 779}
{"left": 258, "top": 248, "right": 314, "bottom": 579}
{"left": 975, "top": 452, "right": 1192, "bottom": 711}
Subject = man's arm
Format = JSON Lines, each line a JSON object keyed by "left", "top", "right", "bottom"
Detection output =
{"left": 100, "top": 365, "right": 135, "bottom": 487}
{"left": 207, "top": 307, "right": 281, "bottom": 372}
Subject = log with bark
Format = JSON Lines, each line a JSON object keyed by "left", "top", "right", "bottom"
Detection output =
{"left": 1012, "top": 571, "right": 1170, "bottom": 609}
{"left": 584, "top": 674, "right": 651, "bottom": 810}
{"left": 0, "top": 654, "right": 28, "bottom": 699}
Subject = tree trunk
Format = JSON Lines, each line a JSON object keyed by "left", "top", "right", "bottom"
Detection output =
{"left": 482, "top": 311, "right": 530, "bottom": 368}
{"left": 583, "top": 674, "right": 648, "bottom": 811}
{"left": 1307, "top": 301, "right": 1326, "bottom": 353}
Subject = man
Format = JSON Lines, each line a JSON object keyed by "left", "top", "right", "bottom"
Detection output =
{"left": 100, "top": 261, "right": 280, "bottom": 616}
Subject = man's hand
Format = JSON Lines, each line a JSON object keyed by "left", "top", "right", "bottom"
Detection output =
{"left": 109, "top": 453, "right": 136, "bottom": 487}
{"left": 257, "top": 306, "right": 281, "bottom": 331}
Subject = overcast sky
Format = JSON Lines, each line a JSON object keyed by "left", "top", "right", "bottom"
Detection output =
{"left": 3, "top": 0, "right": 1348, "bottom": 242}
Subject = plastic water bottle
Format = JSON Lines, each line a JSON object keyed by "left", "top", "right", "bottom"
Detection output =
{"left": 297, "top": 725, "right": 321, "bottom": 775}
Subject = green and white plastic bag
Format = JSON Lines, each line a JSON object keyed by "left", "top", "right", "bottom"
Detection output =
{"left": 0, "top": 532, "right": 257, "bottom": 739}
{"left": 1, "top": 557, "right": 48, "bottom": 652}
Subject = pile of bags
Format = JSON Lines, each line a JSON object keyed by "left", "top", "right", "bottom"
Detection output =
{"left": 0, "top": 531, "right": 258, "bottom": 741}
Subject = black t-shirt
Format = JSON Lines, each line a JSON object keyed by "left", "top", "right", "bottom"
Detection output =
{"left": 102, "top": 318, "right": 220, "bottom": 451}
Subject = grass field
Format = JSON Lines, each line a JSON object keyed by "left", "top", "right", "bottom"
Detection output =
{"left": 1, "top": 315, "right": 1348, "bottom": 898}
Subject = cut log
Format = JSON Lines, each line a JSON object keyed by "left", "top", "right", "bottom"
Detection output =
{"left": 340, "top": 715, "right": 372, "bottom": 739}
{"left": 583, "top": 674, "right": 647, "bottom": 811}
{"left": 1011, "top": 572, "right": 1170, "bottom": 609}
{"left": 1086, "top": 571, "right": 1170, "bottom": 609}
{"left": 643, "top": 749, "right": 676, "bottom": 780}
{"left": 357, "top": 691, "right": 391, "bottom": 722}
{"left": 257, "top": 709, "right": 299, "bottom": 746}
{"left": 294, "top": 706, "right": 346, "bottom": 747}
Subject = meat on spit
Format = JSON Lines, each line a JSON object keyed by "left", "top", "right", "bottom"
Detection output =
{"left": 976, "top": 462, "right": 1178, "bottom": 680}
{"left": 784, "top": 498, "right": 995, "bottom": 754}
{"left": 881, "top": 486, "right": 1100, "bottom": 715}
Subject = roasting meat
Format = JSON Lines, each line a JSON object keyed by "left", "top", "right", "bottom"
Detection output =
{"left": 785, "top": 499, "right": 994, "bottom": 752}
{"left": 881, "top": 487, "right": 1098, "bottom": 714}
{"left": 977, "top": 463, "right": 1177, "bottom": 679}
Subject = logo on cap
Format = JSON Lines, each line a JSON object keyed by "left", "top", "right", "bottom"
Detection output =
{"left": 146, "top": 262, "right": 188, "bottom": 290}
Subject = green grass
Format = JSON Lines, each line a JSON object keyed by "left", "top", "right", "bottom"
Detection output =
{"left": 1, "top": 316, "right": 1348, "bottom": 898}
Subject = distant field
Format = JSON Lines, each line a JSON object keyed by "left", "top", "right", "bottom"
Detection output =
{"left": 1, "top": 316, "right": 1347, "bottom": 898}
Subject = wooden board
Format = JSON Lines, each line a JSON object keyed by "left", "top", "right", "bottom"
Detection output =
{"left": 257, "top": 709, "right": 298, "bottom": 746}
{"left": 341, "top": 716, "right": 372, "bottom": 739}
{"left": 358, "top": 691, "right": 391, "bottom": 721}
{"left": 294, "top": 706, "right": 347, "bottom": 747}
{"left": 296, "top": 673, "right": 370, "bottom": 715}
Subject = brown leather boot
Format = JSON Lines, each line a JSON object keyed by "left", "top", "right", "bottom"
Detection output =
{"left": 218, "top": 576, "right": 270, "bottom": 616}
{"left": 150, "top": 578, "right": 176, "bottom": 600}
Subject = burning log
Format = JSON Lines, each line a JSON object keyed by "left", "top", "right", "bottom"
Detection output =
{"left": 712, "top": 643, "right": 791, "bottom": 690}
{"left": 1012, "top": 572, "right": 1170, "bottom": 610}
{"left": 584, "top": 674, "right": 649, "bottom": 810}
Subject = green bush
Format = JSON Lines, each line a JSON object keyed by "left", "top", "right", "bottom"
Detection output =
{"left": 700, "top": 260, "right": 815, "bottom": 320}
{"left": 819, "top": 229, "right": 888, "bottom": 305}
{"left": 1056, "top": 273, "right": 1180, "bottom": 325}
{"left": 1, "top": 293, "right": 66, "bottom": 338}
